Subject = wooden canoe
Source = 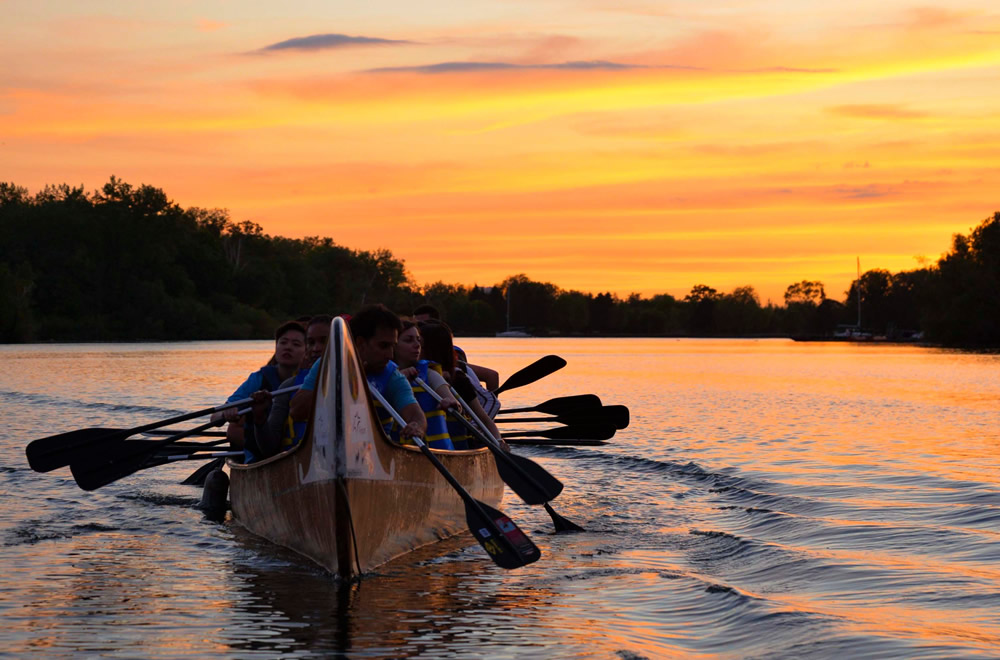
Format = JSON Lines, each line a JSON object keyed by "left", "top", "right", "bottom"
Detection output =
{"left": 228, "top": 316, "right": 504, "bottom": 579}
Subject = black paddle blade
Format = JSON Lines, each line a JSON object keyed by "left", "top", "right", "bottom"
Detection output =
{"left": 545, "top": 502, "right": 585, "bottom": 533}
{"left": 503, "top": 423, "right": 617, "bottom": 441}
{"left": 465, "top": 500, "right": 541, "bottom": 569}
{"left": 181, "top": 457, "right": 226, "bottom": 485}
{"left": 496, "top": 404, "right": 628, "bottom": 430}
{"left": 493, "top": 355, "right": 566, "bottom": 396}
{"left": 26, "top": 428, "right": 128, "bottom": 473}
{"left": 602, "top": 405, "right": 630, "bottom": 430}
{"left": 494, "top": 452, "right": 563, "bottom": 505}
{"left": 70, "top": 439, "right": 170, "bottom": 490}
{"left": 499, "top": 394, "right": 602, "bottom": 416}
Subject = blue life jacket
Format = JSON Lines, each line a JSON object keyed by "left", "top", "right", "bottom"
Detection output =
{"left": 411, "top": 361, "right": 454, "bottom": 450}
{"left": 259, "top": 365, "right": 283, "bottom": 392}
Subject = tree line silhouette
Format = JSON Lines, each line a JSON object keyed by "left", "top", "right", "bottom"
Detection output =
{"left": 1, "top": 178, "right": 997, "bottom": 346}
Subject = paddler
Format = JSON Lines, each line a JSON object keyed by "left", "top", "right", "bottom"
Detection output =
{"left": 393, "top": 319, "right": 459, "bottom": 449}
{"left": 211, "top": 320, "right": 306, "bottom": 453}
{"left": 417, "top": 319, "right": 504, "bottom": 449}
{"left": 289, "top": 304, "right": 427, "bottom": 441}
{"left": 242, "top": 315, "right": 332, "bottom": 462}
{"left": 413, "top": 304, "right": 500, "bottom": 418}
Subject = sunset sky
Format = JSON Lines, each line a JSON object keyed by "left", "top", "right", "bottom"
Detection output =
{"left": 3, "top": 1, "right": 999, "bottom": 303}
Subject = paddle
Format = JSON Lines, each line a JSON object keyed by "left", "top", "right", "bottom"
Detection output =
{"left": 181, "top": 457, "right": 226, "bottom": 486}
{"left": 420, "top": 379, "right": 584, "bottom": 533}
{"left": 25, "top": 387, "right": 297, "bottom": 474}
{"left": 74, "top": 450, "right": 238, "bottom": 491}
{"left": 68, "top": 398, "right": 275, "bottom": 492}
{"left": 506, "top": 438, "right": 607, "bottom": 447}
{"left": 142, "top": 451, "right": 242, "bottom": 468}
{"left": 492, "top": 355, "right": 566, "bottom": 396}
{"left": 155, "top": 438, "right": 230, "bottom": 452}
{"left": 370, "top": 387, "right": 540, "bottom": 569}
{"left": 145, "top": 436, "right": 230, "bottom": 485}
{"left": 415, "top": 378, "right": 565, "bottom": 505}
{"left": 69, "top": 415, "right": 251, "bottom": 491}
{"left": 496, "top": 405, "right": 630, "bottom": 430}
{"left": 502, "top": 423, "right": 618, "bottom": 441}
{"left": 497, "top": 394, "right": 602, "bottom": 416}
{"left": 144, "top": 430, "right": 228, "bottom": 439}
{"left": 600, "top": 404, "right": 630, "bottom": 430}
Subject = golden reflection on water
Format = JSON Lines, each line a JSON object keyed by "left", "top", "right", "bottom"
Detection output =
{"left": 2, "top": 338, "right": 1000, "bottom": 657}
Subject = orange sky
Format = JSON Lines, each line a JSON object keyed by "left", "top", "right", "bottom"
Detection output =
{"left": 3, "top": 1, "right": 999, "bottom": 302}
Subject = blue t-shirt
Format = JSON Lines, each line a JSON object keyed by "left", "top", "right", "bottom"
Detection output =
{"left": 380, "top": 368, "right": 418, "bottom": 412}
{"left": 226, "top": 370, "right": 264, "bottom": 403}
{"left": 227, "top": 366, "right": 286, "bottom": 403}
{"left": 300, "top": 359, "right": 417, "bottom": 412}
{"left": 301, "top": 358, "right": 321, "bottom": 392}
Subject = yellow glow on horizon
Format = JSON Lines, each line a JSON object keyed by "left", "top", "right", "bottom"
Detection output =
{"left": 2, "top": 1, "right": 999, "bottom": 304}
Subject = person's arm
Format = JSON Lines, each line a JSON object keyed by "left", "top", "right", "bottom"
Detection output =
{"left": 290, "top": 359, "right": 320, "bottom": 422}
{"left": 211, "top": 371, "right": 262, "bottom": 422}
{"left": 267, "top": 385, "right": 293, "bottom": 441}
{"left": 289, "top": 390, "right": 315, "bottom": 422}
{"left": 386, "top": 370, "right": 426, "bottom": 439}
{"left": 467, "top": 396, "right": 505, "bottom": 450}
{"left": 451, "top": 368, "right": 505, "bottom": 448}
{"left": 399, "top": 402, "right": 427, "bottom": 439}
{"left": 426, "top": 369, "right": 458, "bottom": 411}
{"left": 248, "top": 390, "right": 285, "bottom": 459}
{"left": 226, "top": 422, "right": 245, "bottom": 450}
{"left": 468, "top": 363, "right": 499, "bottom": 391}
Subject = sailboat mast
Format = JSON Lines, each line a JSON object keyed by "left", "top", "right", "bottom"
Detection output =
{"left": 506, "top": 284, "right": 511, "bottom": 332}
{"left": 856, "top": 256, "right": 862, "bottom": 329}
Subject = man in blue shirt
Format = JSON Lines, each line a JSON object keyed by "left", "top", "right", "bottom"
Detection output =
{"left": 290, "top": 304, "right": 426, "bottom": 441}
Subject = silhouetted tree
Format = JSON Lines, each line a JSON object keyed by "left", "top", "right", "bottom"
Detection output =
{"left": 2, "top": 177, "right": 996, "bottom": 345}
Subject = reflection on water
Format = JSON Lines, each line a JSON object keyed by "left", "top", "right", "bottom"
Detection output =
{"left": 2, "top": 339, "right": 999, "bottom": 657}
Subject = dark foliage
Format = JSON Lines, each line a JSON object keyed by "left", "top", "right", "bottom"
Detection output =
{"left": 1, "top": 179, "right": 996, "bottom": 346}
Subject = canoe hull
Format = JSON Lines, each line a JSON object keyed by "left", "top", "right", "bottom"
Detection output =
{"left": 229, "top": 317, "right": 503, "bottom": 578}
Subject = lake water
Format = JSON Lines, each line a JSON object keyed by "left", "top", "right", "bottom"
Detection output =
{"left": 2, "top": 338, "right": 999, "bottom": 658}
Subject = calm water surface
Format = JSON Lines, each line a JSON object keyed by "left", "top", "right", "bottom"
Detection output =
{"left": 2, "top": 338, "right": 999, "bottom": 658}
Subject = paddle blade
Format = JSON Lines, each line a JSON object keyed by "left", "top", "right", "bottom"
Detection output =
{"left": 181, "top": 457, "right": 227, "bottom": 485}
{"left": 69, "top": 439, "right": 167, "bottom": 491}
{"left": 500, "top": 394, "right": 602, "bottom": 416}
{"left": 494, "top": 452, "right": 563, "bottom": 505}
{"left": 465, "top": 500, "right": 541, "bottom": 569}
{"left": 545, "top": 502, "right": 585, "bottom": 533}
{"left": 504, "top": 423, "right": 617, "bottom": 441}
{"left": 493, "top": 355, "right": 566, "bottom": 396}
{"left": 602, "top": 405, "right": 630, "bottom": 430}
{"left": 26, "top": 428, "right": 127, "bottom": 473}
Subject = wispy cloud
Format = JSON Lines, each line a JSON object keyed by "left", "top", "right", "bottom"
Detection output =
{"left": 256, "top": 33, "right": 410, "bottom": 54}
{"left": 904, "top": 7, "right": 971, "bottom": 30}
{"left": 368, "top": 60, "right": 649, "bottom": 74}
{"left": 834, "top": 184, "right": 897, "bottom": 199}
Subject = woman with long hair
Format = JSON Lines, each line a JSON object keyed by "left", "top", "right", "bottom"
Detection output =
{"left": 417, "top": 320, "right": 503, "bottom": 449}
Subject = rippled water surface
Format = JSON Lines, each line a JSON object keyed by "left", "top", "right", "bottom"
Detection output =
{"left": 2, "top": 338, "right": 999, "bottom": 658}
